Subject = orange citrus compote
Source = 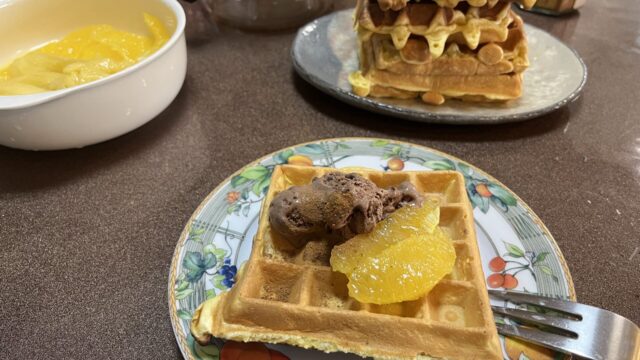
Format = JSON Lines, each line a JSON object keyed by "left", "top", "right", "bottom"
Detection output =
{"left": 330, "top": 199, "right": 456, "bottom": 304}
{"left": 0, "top": 13, "right": 169, "bottom": 96}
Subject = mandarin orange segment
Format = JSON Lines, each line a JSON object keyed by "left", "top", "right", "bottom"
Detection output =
{"left": 330, "top": 198, "right": 440, "bottom": 275}
{"left": 346, "top": 228, "right": 455, "bottom": 304}
{"left": 330, "top": 200, "right": 455, "bottom": 305}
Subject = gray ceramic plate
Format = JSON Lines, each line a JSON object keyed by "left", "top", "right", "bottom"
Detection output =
{"left": 292, "top": 9, "right": 587, "bottom": 124}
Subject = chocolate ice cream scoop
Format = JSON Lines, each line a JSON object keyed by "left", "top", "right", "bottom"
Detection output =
{"left": 268, "top": 172, "right": 423, "bottom": 247}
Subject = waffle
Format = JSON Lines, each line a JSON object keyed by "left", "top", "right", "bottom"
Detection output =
{"left": 356, "top": 0, "right": 515, "bottom": 55}
{"left": 191, "top": 165, "right": 502, "bottom": 360}
{"left": 365, "top": 15, "right": 528, "bottom": 76}
{"left": 361, "top": 74, "right": 523, "bottom": 102}
{"left": 352, "top": 24, "right": 526, "bottom": 101}
{"left": 376, "top": 0, "right": 536, "bottom": 11}
{"left": 351, "top": 0, "right": 535, "bottom": 103}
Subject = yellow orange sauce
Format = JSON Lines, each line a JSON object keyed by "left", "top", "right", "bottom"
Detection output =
{"left": 0, "top": 13, "right": 169, "bottom": 96}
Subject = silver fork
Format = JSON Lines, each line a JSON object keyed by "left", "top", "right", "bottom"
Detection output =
{"left": 489, "top": 290, "right": 640, "bottom": 360}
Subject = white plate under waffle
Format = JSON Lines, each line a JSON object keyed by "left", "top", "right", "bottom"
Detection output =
{"left": 169, "top": 138, "right": 576, "bottom": 360}
{"left": 291, "top": 9, "right": 587, "bottom": 125}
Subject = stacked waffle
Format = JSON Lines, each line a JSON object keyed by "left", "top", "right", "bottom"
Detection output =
{"left": 350, "top": 0, "right": 537, "bottom": 104}
{"left": 191, "top": 165, "right": 503, "bottom": 360}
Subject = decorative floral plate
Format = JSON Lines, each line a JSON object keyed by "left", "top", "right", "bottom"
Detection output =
{"left": 169, "top": 138, "right": 575, "bottom": 360}
{"left": 291, "top": 9, "right": 587, "bottom": 125}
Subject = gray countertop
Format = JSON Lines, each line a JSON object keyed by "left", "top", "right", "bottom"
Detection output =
{"left": 1, "top": 1, "right": 639, "bottom": 358}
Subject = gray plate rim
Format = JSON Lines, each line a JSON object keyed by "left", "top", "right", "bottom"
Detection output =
{"left": 291, "top": 9, "right": 588, "bottom": 125}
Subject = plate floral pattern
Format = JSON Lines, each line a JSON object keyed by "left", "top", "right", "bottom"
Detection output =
{"left": 169, "top": 138, "right": 575, "bottom": 360}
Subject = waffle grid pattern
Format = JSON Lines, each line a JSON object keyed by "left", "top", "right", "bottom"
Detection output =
{"left": 375, "top": 0, "right": 535, "bottom": 11}
{"left": 222, "top": 165, "right": 501, "bottom": 359}
{"left": 357, "top": 0, "right": 515, "bottom": 53}
{"left": 351, "top": 0, "right": 534, "bottom": 103}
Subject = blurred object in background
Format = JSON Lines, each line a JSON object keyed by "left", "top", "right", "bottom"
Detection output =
{"left": 518, "top": 0, "right": 585, "bottom": 15}
{"left": 178, "top": 0, "right": 218, "bottom": 41}
{"left": 545, "top": 10, "right": 580, "bottom": 39}
{"left": 212, "top": 0, "right": 333, "bottom": 30}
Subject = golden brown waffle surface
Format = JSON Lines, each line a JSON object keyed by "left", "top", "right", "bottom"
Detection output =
{"left": 375, "top": 0, "right": 537, "bottom": 11}
{"left": 351, "top": 0, "right": 533, "bottom": 103}
{"left": 357, "top": 0, "right": 516, "bottom": 55}
{"left": 365, "top": 16, "right": 528, "bottom": 76}
{"left": 353, "top": 26, "right": 526, "bottom": 101}
{"left": 191, "top": 165, "right": 503, "bottom": 360}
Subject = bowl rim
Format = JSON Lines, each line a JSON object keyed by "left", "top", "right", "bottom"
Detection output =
{"left": 0, "top": 0, "right": 187, "bottom": 110}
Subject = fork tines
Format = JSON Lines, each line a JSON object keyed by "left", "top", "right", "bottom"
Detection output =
{"left": 489, "top": 290, "right": 640, "bottom": 360}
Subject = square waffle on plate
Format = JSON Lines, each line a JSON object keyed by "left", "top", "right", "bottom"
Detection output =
{"left": 191, "top": 165, "right": 502, "bottom": 360}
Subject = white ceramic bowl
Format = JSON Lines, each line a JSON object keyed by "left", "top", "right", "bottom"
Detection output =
{"left": 0, "top": 0, "right": 187, "bottom": 150}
